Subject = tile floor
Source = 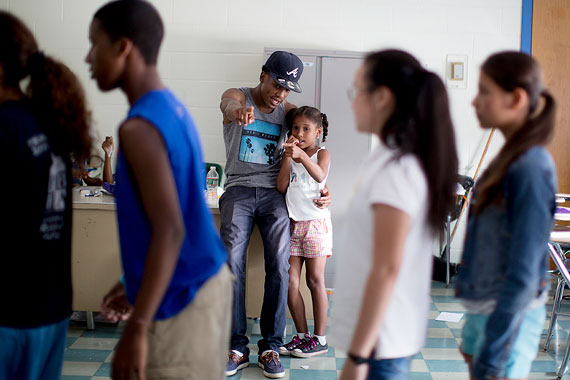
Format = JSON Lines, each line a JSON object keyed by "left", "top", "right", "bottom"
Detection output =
{"left": 61, "top": 281, "right": 570, "bottom": 379}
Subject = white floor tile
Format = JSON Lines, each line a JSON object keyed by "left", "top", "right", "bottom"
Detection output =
{"left": 434, "top": 303, "right": 466, "bottom": 312}
{"left": 427, "top": 328, "right": 455, "bottom": 339}
{"left": 420, "top": 348, "right": 464, "bottom": 361}
{"left": 240, "top": 366, "right": 290, "bottom": 379}
{"left": 69, "top": 337, "right": 119, "bottom": 350}
{"left": 61, "top": 361, "right": 101, "bottom": 376}
{"left": 104, "top": 351, "right": 114, "bottom": 363}
{"left": 430, "top": 288, "right": 456, "bottom": 297}
{"left": 288, "top": 357, "right": 336, "bottom": 370}
{"left": 431, "top": 372, "right": 470, "bottom": 380}
{"left": 410, "top": 359, "right": 429, "bottom": 372}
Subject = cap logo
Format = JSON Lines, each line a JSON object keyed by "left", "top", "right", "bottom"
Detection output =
{"left": 286, "top": 68, "right": 299, "bottom": 78}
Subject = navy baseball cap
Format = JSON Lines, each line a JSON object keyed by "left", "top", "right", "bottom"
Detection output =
{"left": 264, "top": 51, "right": 303, "bottom": 93}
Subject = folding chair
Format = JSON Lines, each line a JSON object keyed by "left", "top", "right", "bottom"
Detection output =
{"left": 545, "top": 227, "right": 570, "bottom": 379}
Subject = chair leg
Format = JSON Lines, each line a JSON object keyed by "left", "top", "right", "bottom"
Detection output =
{"left": 545, "top": 277, "right": 565, "bottom": 351}
{"left": 557, "top": 332, "right": 570, "bottom": 379}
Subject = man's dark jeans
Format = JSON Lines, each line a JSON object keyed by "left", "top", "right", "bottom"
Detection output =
{"left": 219, "top": 186, "right": 290, "bottom": 354}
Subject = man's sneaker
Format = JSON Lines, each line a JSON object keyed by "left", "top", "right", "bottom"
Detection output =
{"left": 226, "top": 350, "right": 249, "bottom": 376}
{"left": 257, "top": 350, "right": 284, "bottom": 378}
{"left": 278, "top": 335, "right": 303, "bottom": 355}
{"left": 292, "top": 336, "right": 329, "bottom": 358}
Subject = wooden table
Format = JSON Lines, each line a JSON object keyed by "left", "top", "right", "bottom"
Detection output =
{"left": 71, "top": 188, "right": 121, "bottom": 329}
{"left": 72, "top": 189, "right": 313, "bottom": 330}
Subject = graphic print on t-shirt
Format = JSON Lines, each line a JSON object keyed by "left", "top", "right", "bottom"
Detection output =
{"left": 239, "top": 120, "right": 281, "bottom": 165}
{"left": 40, "top": 153, "right": 67, "bottom": 240}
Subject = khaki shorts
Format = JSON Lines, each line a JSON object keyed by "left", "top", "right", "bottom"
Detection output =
{"left": 146, "top": 265, "right": 233, "bottom": 380}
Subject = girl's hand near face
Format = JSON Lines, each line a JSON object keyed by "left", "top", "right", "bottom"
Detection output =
{"left": 286, "top": 136, "right": 299, "bottom": 145}
{"left": 288, "top": 144, "right": 305, "bottom": 160}
{"left": 283, "top": 137, "right": 304, "bottom": 159}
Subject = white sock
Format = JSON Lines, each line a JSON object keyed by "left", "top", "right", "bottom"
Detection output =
{"left": 314, "top": 335, "right": 326, "bottom": 345}
{"left": 298, "top": 332, "right": 309, "bottom": 339}
{"left": 231, "top": 350, "right": 244, "bottom": 358}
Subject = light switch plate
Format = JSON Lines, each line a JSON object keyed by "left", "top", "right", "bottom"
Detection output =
{"left": 446, "top": 54, "right": 468, "bottom": 89}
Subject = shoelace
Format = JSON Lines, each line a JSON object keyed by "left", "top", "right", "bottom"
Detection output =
{"left": 285, "top": 336, "right": 301, "bottom": 349}
{"left": 298, "top": 337, "right": 317, "bottom": 351}
{"left": 262, "top": 351, "right": 280, "bottom": 366}
{"left": 229, "top": 352, "right": 242, "bottom": 365}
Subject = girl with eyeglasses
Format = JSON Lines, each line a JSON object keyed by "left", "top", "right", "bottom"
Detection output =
{"left": 331, "top": 49, "right": 458, "bottom": 380}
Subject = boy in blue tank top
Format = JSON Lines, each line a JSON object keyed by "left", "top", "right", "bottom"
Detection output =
{"left": 86, "top": 1, "right": 232, "bottom": 379}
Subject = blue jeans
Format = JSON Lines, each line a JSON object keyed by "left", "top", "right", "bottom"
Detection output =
{"left": 0, "top": 317, "right": 69, "bottom": 380}
{"left": 368, "top": 356, "right": 412, "bottom": 380}
{"left": 220, "top": 186, "right": 290, "bottom": 354}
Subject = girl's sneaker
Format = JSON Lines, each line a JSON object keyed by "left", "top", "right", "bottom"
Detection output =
{"left": 278, "top": 335, "right": 304, "bottom": 355}
{"left": 292, "top": 336, "right": 328, "bottom": 358}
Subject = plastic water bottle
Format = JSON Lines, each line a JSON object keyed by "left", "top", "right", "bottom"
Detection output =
{"left": 206, "top": 166, "right": 219, "bottom": 204}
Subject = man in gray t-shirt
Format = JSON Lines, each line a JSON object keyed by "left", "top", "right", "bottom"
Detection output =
{"left": 220, "top": 51, "right": 329, "bottom": 379}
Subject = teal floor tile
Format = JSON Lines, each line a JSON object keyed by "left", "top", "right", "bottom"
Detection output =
{"left": 81, "top": 328, "right": 123, "bottom": 339}
{"left": 249, "top": 354, "right": 258, "bottom": 364}
{"left": 94, "top": 362, "right": 112, "bottom": 376}
{"left": 409, "top": 373, "right": 433, "bottom": 379}
{"left": 324, "top": 346, "right": 336, "bottom": 357}
{"left": 289, "top": 369, "right": 337, "bottom": 379}
{"left": 248, "top": 334, "right": 263, "bottom": 345}
{"left": 431, "top": 296, "right": 458, "bottom": 303}
{"left": 545, "top": 328, "right": 570, "bottom": 339}
{"left": 427, "top": 319, "right": 449, "bottom": 328}
{"left": 64, "top": 348, "right": 113, "bottom": 362}
{"left": 556, "top": 320, "right": 570, "bottom": 330}
{"left": 63, "top": 280, "right": 570, "bottom": 380}
{"left": 66, "top": 337, "right": 78, "bottom": 348}
{"left": 530, "top": 360, "right": 558, "bottom": 372}
{"left": 425, "top": 360, "right": 469, "bottom": 372}
{"left": 279, "top": 355, "right": 291, "bottom": 368}
{"left": 424, "top": 338, "right": 459, "bottom": 349}
{"left": 450, "top": 328, "right": 463, "bottom": 338}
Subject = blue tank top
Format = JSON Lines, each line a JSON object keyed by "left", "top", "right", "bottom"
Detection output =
{"left": 115, "top": 89, "right": 227, "bottom": 320}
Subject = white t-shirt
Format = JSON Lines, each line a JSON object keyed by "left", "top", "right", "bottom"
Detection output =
{"left": 285, "top": 147, "right": 330, "bottom": 221}
{"left": 330, "top": 143, "right": 432, "bottom": 359}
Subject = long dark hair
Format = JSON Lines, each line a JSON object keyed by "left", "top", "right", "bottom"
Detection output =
{"left": 364, "top": 49, "right": 458, "bottom": 231}
{"left": 286, "top": 106, "right": 329, "bottom": 142}
{"left": 0, "top": 11, "right": 92, "bottom": 162}
{"left": 474, "top": 51, "right": 555, "bottom": 214}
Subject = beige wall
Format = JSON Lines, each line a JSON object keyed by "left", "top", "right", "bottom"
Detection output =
{"left": 1, "top": 0, "right": 524, "bottom": 262}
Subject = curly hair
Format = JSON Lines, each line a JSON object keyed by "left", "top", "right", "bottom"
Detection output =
{"left": 0, "top": 11, "right": 92, "bottom": 162}
{"left": 286, "top": 106, "right": 329, "bottom": 142}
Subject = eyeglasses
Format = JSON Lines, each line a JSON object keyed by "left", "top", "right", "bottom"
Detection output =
{"left": 347, "top": 85, "right": 369, "bottom": 101}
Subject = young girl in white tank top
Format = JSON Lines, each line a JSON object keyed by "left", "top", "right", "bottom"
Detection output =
{"left": 276, "top": 106, "right": 332, "bottom": 358}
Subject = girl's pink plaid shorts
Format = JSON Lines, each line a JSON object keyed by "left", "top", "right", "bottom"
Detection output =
{"left": 290, "top": 218, "right": 332, "bottom": 258}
